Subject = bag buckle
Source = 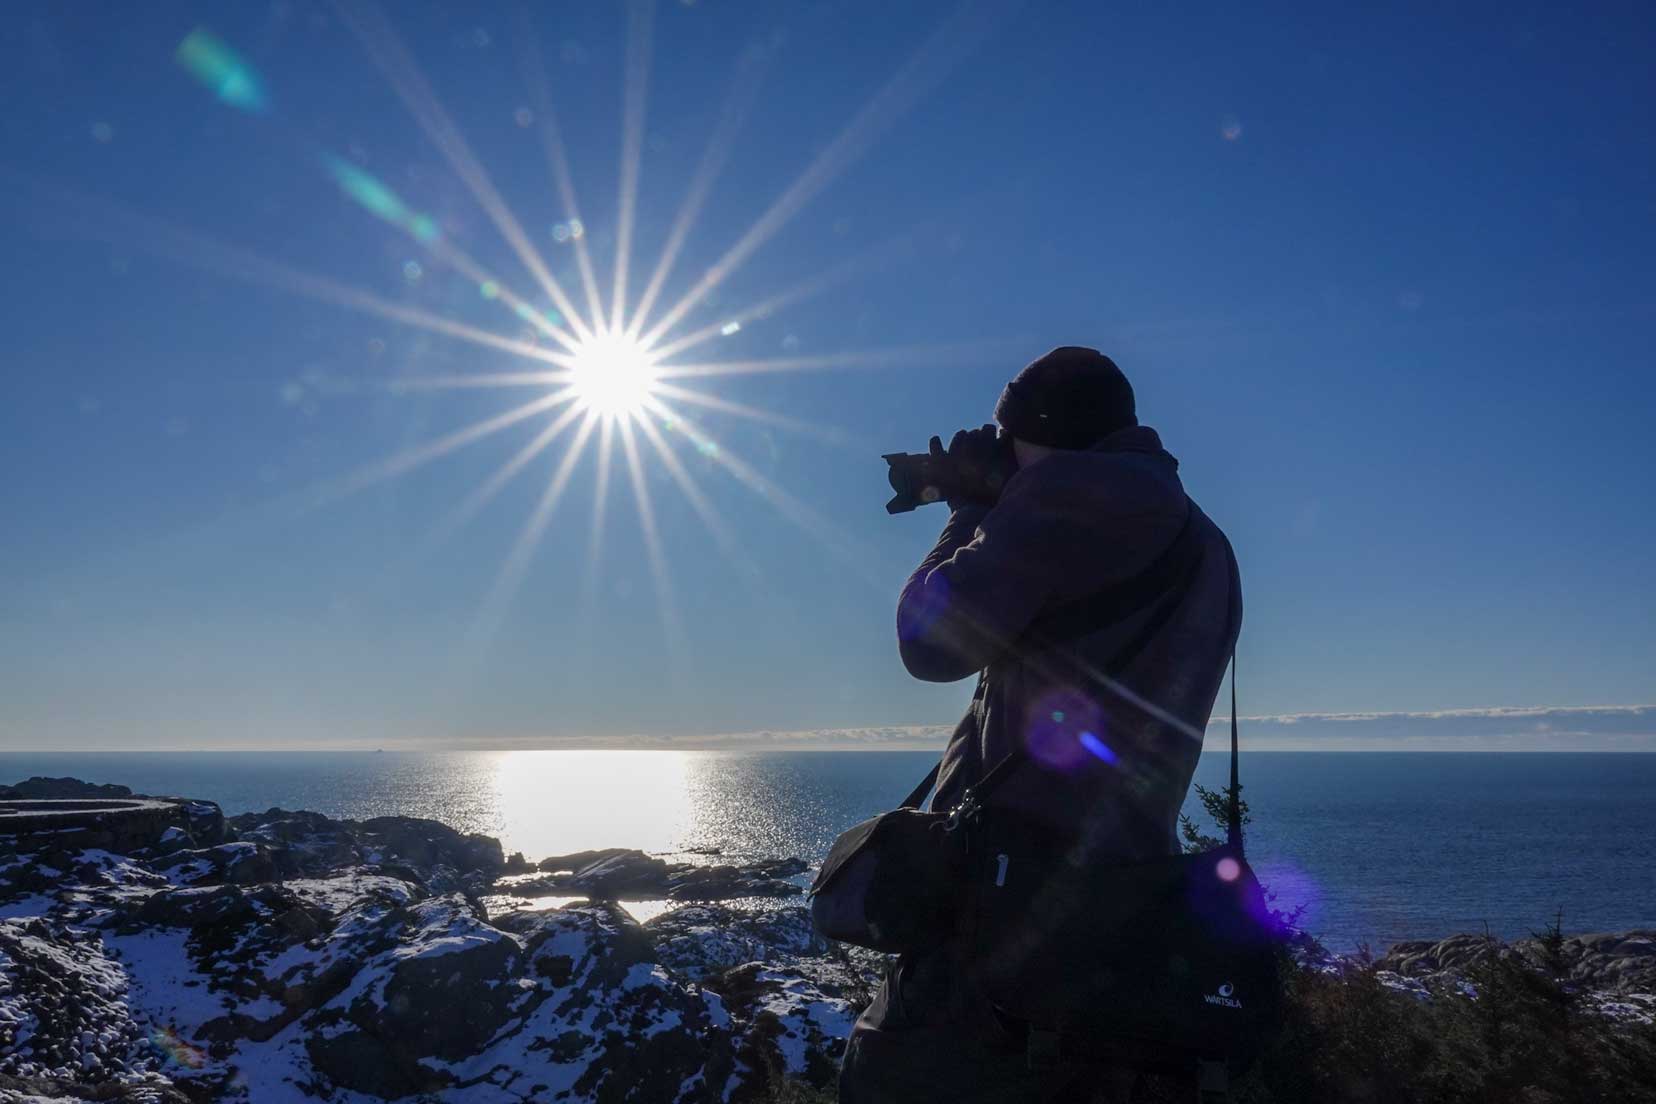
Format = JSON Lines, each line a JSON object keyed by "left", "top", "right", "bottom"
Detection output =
{"left": 946, "top": 788, "right": 980, "bottom": 833}
{"left": 1026, "top": 1028, "right": 1061, "bottom": 1070}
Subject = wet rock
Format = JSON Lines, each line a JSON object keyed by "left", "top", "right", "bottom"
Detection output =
{"left": 537, "top": 846, "right": 639, "bottom": 873}
{"left": 520, "top": 850, "right": 808, "bottom": 902}
{"left": 665, "top": 863, "right": 803, "bottom": 901}
{"left": 563, "top": 849, "right": 671, "bottom": 898}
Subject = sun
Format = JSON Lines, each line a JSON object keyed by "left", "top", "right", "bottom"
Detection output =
{"left": 567, "top": 332, "right": 660, "bottom": 419}
{"left": 163, "top": 3, "right": 966, "bottom": 656}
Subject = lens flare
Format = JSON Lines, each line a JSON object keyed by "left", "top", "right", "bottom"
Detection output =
{"left": 323, "top": 155, "right": 441, "bottom": 243}
{"left": 1078, "top": 730, "right": 1117, "bottom": 764}
{"left": 79, "top": 4, "right": 1011, "bottom": 661}
{"left": 568, "top": 333, "right": 659, "bottom": 418}
{"left": 150, "top": 1027, "right": 206, "bottom": 1069}
{"left": 175, "top": 28, "right": 268, "bottom": 112}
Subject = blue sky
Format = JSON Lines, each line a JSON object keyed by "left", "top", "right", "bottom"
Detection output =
{"left": 1, "top": 1, "right": 1652, "bottom": 750}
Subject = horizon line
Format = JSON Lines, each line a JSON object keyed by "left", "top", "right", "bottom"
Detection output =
{"left": 3, "top": 703, "right": 1651, "bottom": 755}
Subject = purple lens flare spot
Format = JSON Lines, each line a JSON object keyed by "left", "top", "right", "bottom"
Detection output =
{"left": 1026, "top": 689, "right": 1109, "bottom": 772}
{"left": 1079, "top": 730, "right": 1117, "bottom": 764}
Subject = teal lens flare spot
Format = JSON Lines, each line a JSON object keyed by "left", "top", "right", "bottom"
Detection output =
{"left": 176, "top": 29, "right": 269, "bottom": 113}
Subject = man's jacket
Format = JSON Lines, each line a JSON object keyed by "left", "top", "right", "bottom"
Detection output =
{"left": 896, "top": 425, "right": 1242, "bottom": 860}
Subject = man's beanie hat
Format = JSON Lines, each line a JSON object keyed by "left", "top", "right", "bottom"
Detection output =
{"left": 994, "top": 346, "right": 1136, "bottom": 449}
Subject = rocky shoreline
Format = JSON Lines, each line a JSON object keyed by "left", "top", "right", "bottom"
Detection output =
{"left": 1, "top": 777, "right": 1651, "bottom": 1102}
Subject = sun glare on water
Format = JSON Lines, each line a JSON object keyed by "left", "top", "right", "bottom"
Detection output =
{"left": 568, "top": 333, "right": 660, "bottom": 419}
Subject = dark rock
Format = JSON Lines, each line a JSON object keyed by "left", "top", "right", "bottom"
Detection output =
{"left": 647, "top": 904, "right": 829, "bottom": 979}
{"left": 0, "top": 1071, "right": 194, "bottom": 1102}
{"left": 752, "top": 857, "right": 809, "bottom": 879}
{"left": 0, "top": 917, "right": 150, "bottom": 1088}
{"left": 134, "top": 883, "right": 260, "bottom": 930}
{"left": 227, "top": 808, "right": 359, "bottom": 873}
{"left": 0, "top": 777, "right": 133, "bottom": 800}
{"left": 537, "top": 846, "right": 638, "bottom": 873}
{"left": 380, "top": 897, "right": 522, "bottom": 1057}
{"left": 178, "top": 799, "right": 226, "bottom": 847}
{"left": 368, "top": 859, "right": 431, "bottom": 888}
{"left": 1378, "top": 928, "right": 1656, "bottom": 994}
{"left": 0, "top": 797, "right": 207, "bottom": 856}
{"left": 152, "top": 825, "right": 195, "bottom": 856}
{"left": 306, "top": 1029, "right": 450, "bottom": 1099}
{"left": 518, "top": 850, "right": 809, "bottom": 902}
{"left": 664, "top": 864, "right": 803, "bottom": 901}
{"left": 306, "top": 894, "right": 522, "bottom": 1095}
{"left": 566, "top": 849, "right": 671, "bottom": 898}
{"left": 271, "top": 905, "right": 322, "bottom": 941}
{"left": 704, "top": 962, "right": 858, "bottom": 1094}
{"left": 152, "top": 842, "right": 280, "bottom": 887}
{"left": 0, "top": 807, "right": 861, "bottom": 1102}
{"left": 358, "top": 815, "right": 505, "bottom": 877}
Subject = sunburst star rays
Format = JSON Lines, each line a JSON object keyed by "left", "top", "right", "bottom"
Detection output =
{"left": 335, "top": 0, "right": 593, "bottom": 346}
{"left": 6, "top": 1, "right": 1012, "bottom": 671}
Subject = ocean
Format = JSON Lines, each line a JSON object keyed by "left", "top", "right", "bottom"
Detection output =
{"left": 3, "top": 750, "right": 1652, "bottom": 952}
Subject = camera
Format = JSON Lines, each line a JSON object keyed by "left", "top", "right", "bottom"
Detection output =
{"left": 882, "top": 434, "right": 1015, "bottom": 514}
{"left": 881, "top": 451, "right": 948, "bottom": 514}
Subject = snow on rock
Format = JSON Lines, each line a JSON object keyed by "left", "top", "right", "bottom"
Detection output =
{"left": 646, "top": 904, "right": 886, "bottom": 998}
{"left": 8, "top": 777, "right": 1645, "bottom": 1100}
{"left": 1376, "top": 929, "right": 1656, "bottom": 996}
{"left": 0, "top": 917, "right": 147, "bottom": 1087}
{"left": 647, "top": 905, "right": 824, "bottom": 980}
{"left": 705, "top": 964, "right": 860, "bottom": 1087}
{"left": 151, "top": 842, "right": 280, "bottom": 887}
{"left": 0, "top": 790, "right": 857, "bottom": 1101}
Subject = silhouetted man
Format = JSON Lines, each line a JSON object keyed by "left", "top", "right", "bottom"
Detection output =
{"left": 840, "top": 347, "right": 1242, "bottom": 1103}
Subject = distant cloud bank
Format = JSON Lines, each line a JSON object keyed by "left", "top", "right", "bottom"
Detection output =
{"left": 1204, "top": 704, "right": 1656, "bottom": 751}
{"left": 32, "top": 706, "right": 1648, "bottom": 753}
{"left": 559, "top": 725, "right": 957, "bottom": 752}
{"left": 528, "top": 705, "right": 1656, "bottom": 752}
{"left": 613, "top": 705, "right": 1656, "bottom": 752}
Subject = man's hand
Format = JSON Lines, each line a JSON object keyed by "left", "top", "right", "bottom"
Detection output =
{"left": 929, "top": 424, "right": 1015, "bottom": 509}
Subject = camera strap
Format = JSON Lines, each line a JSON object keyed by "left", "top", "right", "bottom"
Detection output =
{"left": 959, "top": 501, "right": 1210, "bottom": 806}
{"left": 900, "top": 498, "right": 1237, "bottom": 830}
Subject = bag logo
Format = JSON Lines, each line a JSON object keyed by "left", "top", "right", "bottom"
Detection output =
{"left": 1204, "top": 982, "right": 1242, "bottom": 1009}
